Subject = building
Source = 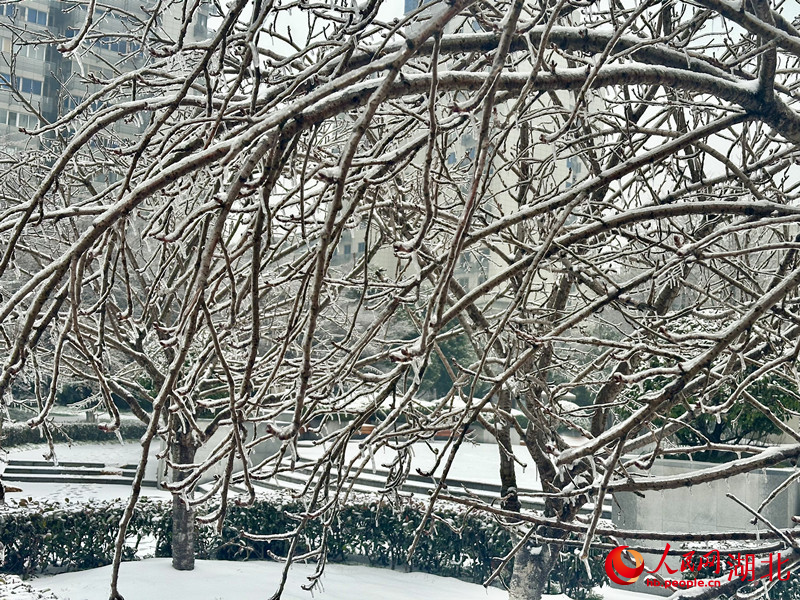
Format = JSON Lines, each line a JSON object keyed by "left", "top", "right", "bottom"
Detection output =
{"left": 0, "top": 0, "right": 209, "bottom": 145}
{"left": 328, "top": 1, "right": 586, "bottom": 295}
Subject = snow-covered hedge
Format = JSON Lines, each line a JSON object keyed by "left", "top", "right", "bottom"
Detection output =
{"left": 1, "top": 421, "right": 148, "bottom": 449}
{"left": 0, "top": 497, "right": 164, "bottom": 576}
{"left": 0, "top": 493, "right": 605, "bottom": 598}
{"left": 202, "top": 494, "right": 517, "bottom": 582}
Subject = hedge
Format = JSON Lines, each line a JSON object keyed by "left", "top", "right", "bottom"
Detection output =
{"left": 0, "top": 493, "right": 605, "bottom": 599}
{"left": 0, "top": 420, "right": 149, "bottom": 449}
{"left": 0, "top": 497, "right": 164, "bottom": 575}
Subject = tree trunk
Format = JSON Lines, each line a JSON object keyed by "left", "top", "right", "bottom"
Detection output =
{"left": 508, "top": 397, "right": 574, "bottom": 600}
{"left": 497, "top": 388, "right": 521, "bottom": 512}
{"left": 171, "top": 432, "right": 198, "bottom": 571}
{"left": 509, "top": 541, "right": 562, "bottom": 600}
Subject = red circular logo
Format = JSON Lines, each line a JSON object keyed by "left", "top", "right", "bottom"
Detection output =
{"left": 605, "top": 545, "right": 644, "bottom": 585}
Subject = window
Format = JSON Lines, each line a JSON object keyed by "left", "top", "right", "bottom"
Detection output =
{"left": 404, "top": 0, "right": 432, "bottom": 13}
{"left": 18, "top": 43, "right": 46, "bottom": 60}
{"left": 98, "top": 38, "right": 127, "bottom": 53}
{"left": 16, "top": 111, "right": 38, "bottom": 129}
{"left": 26, "top": 8, "right": 47, "bottom": 25}
{"left": 566, "top": 156, "right": 582, "bottom": 174}
{"left": 0, "top": 75, "right": 43, "bottom": 95}
{"left": 62, "top": 97, "right": 107, "bottom": 113}
{"left": 19, "top": 76, "right": 42, "bottom": 94}
{"left": 0, "top": 109, "right": 6, "bottom": 125}
{"left": 565, "top": 157, "right": 582, "bottom": 188}
{"left": 1, "top": 4, "right": 16, "bottom": 17}
{"left": 343, "top": 244, "right": 351, "bottom": 255}
{"left": 357, "top": 242, "right": 365, "bottom": 253}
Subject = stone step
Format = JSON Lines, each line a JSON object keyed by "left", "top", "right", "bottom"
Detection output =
{"left": 3, "top": 472, "right": 159, "bottom": 487}
{"left": 252, "top": 467, "right": 611, "bottom": 518}
{"left": 5, "top": 465, "right": 136, "bottom": 477}
{"left": 8, "top": 459, "right": 107, "bottom": 468}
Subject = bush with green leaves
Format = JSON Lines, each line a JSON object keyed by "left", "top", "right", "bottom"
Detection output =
{"left": 0, "top": 492, "right": 606, "bottom": 596}
{"left": 0, "top": 421, "right": 148, "bottom": 450}
{"left": 616, "top": 345, "right": 800, "bottom": 463}
{"left": 0, "top": 497, "right": 167, "bottom": 576}
{"left": 669, "top": 374, "right": 800, "bottom": 462}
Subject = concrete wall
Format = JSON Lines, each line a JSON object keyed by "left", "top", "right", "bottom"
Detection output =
{"left": 613, "top": 458, "right": 800, "bottom": 533}
{"left": 156, "top": 423, "right": 283, "bottom": 488}
{"left": 611, "top": 458, "right": 800, "bottom": 595}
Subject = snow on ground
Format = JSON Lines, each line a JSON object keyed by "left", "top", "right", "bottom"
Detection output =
{"left": 1, "top": 442, "right": 651, "bottom": 600}
{"left": 297, "top": 440, "right": 544, "bottom": 489}
{"left": 25, "top": 559, "right": 656, "bottom": 600}
{"left": 0, "top": 574, "right": 60, "bottom": 600}
{"left": 8, "top": 441, "right": 161, "bottom": 479}
{"left": 3, "top": 440, "right": 644, "bottom": 600}
{"left": 4, "top": 441, "right": 166, "bottom": 502}
{"left": 3, "top": 480, "right": 169, "bottom": 503}
{"left": 8, "top": 435, "right": 571, "bottom": 493}
{"left": 30, "top": 559, "right": 510, "bottom": 600}
{"left": 3, "top": 438, "right": 550, "bottom": 503}
{"left": 600, "top": 589, "right": 664, "bottom": 600}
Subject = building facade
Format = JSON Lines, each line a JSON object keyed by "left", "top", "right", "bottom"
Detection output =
{"left": 0, "top": 0, "right": 209, "bottom": 144}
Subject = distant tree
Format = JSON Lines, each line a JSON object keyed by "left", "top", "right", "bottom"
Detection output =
{"left": 670, "top": 375, "right": 800, "bottom": 461}
{"left": 418, "top": 322, "right": 479, "bottom": 399}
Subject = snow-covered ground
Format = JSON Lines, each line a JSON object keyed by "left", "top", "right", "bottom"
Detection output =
{"left": 24, "top": 559, "right": 651, "bottom": 600}
{"left": 1, "top": 442, "right": 649, "bottom": 600}
{"left": 297, "top": 439, "right": 544, "bottom": 489}
{"left": 8, "top": 437, "right": 547, "bottom": 492}
{"left": 0, "top": 574, "right": 60, "bottom": 600}
{"left": 28, "top": 560, "right": 511, "bottom": 600}
{"left": 3, "top": 440, "right": 166, "bottom": 503}
{"left": 3, "top": 480, "right": 169, "bottom": 503}
{"left": 1, "top": 441, "right": 639, "bottom": 600}
{"left": 8, "top": 441, "right": 161, "bottom": 478}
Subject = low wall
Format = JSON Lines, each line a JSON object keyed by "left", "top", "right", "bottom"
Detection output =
{"left": 614, "top": 458, "right": 799, "bottom": 533}
{"left": 611, "top": 458, "right": 800, "bottom": 595}
{"left": 157, "top": 423, "right": 282, "bottom": 486}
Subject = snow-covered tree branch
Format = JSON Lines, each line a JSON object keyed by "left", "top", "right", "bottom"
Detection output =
{"left": 3, "top": 0, "right": 800, "bottom": 598}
